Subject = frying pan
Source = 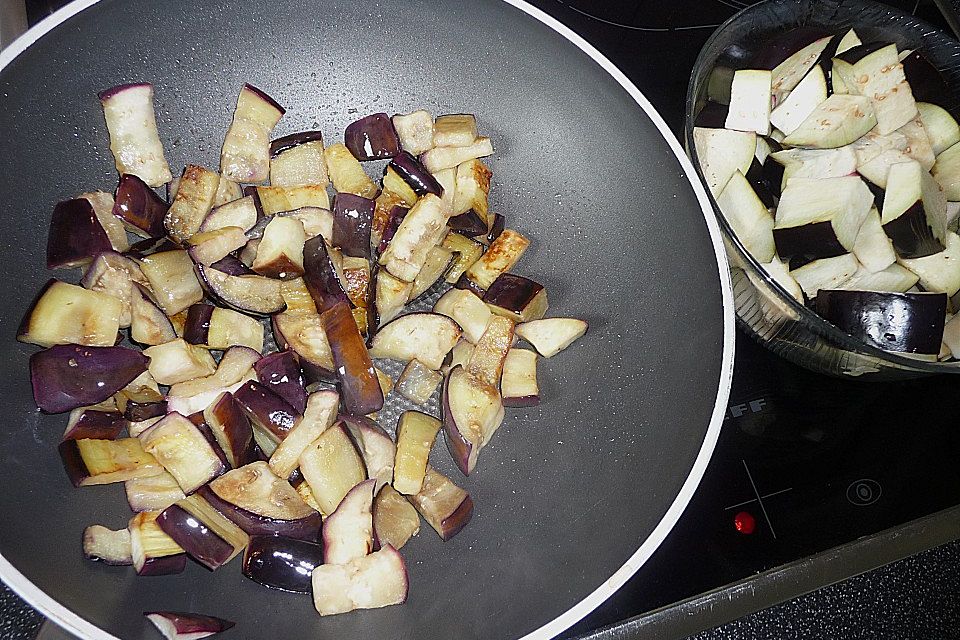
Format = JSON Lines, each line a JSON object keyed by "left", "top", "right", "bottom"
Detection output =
{"left": 0, "top": 1, "right": 734, "bottom": 638}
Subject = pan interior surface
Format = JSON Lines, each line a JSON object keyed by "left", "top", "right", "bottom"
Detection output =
{"left": 0, "top": 0, "right": 732, "bottom": 638}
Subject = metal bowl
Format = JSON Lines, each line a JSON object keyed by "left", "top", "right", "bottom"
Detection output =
{"left": 685, "top": 0, "right": 960, "bottom": 379}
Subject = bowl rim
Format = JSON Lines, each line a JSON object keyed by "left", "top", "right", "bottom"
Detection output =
{"left": 684, "top": 0, "right": 960, "bottom": 374}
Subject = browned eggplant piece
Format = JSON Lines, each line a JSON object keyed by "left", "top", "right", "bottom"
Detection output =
{"left": 18, "top": 280, "right": 121, "bottom": 348}
{"left": 321, "top": 479, "right": 375, "bottom": 564}
{"left": 128, "top": 511, "right": 187, "bottom": 576}
{"left": 298, "top": 422, "right": 367, "bottom": 515}
{"left": 407, "top": 466, "right": 474, "bottom": 540}
{"left": 332, "top": 192, "right": 375, "bottom": 259}
{"left": 144, "top": 611, "right": 235, "bottom": 640}
{"left": 242, "top": 535, "right": 324, "bottom": 593}
{"left": 393, "top": 411, "right": 442, "bottom": 495}
{"left": 515, "top": 317, "right": 588, "bottom": 357}
{"left": 113, "top": 173, "right": 169, "bottom": 238}
{"left": 501, "top": 348, "right": 540, "bottom": 407}
{"left": 202, "top": 461, "right": 321, "bottom": 539}
{"left": 31, "top": 344, "right": 148, "bottom": 413}
{"left": 195, "top": 262, "right": 285, "bottom": 315}
{"left": 311, "top": 545, "right": 408, "bottom": 616}
{"left": 221, "top": 84, "right": 285, "bottom": 184}
{"left": 461, "top": 228, "right": 530, "bottom": 291}
{"left": 816, "top": 289, "right": 947, "bottom": 355}
{"left": 252, "top": 216, "right": 306, "bottom": 280}
{"left": 80, "top": 251, "right": 148, "bottom": 328}
{"left": 321, "top": 302, "right": 384, "bottom": 415}
{"left": 165, "top": 165, "right": 221, "bottom": 243}
{"left": 139, "top": 412, "right": 226, "bottom": 493}
{"left": 340, "top": 414, "right": 395, "bottom": 492}
{"left": 486, "top": 212, "right": 505, "bottom": 244}
{"left": 59, "top": 437, "right": 164, "bottom": 487}
{"left": 302, "top": 235, "right": 350, "bottom": 313}
{"left": 62, "top": 408, "right": 126, "bottom": 441}
{"left": 47, "top": 198, "right": 112, "bottom": 269}
{"left": 234, "top": 380, "right": 299, "bottom": 456}
{"left": 443, "top": 232, "right": 484, "bottom": 284}
{"left": 157, "top": 493, "right": 248, "bottom": 571}
{"left": 407, "top": 246, "right": 454, "bottom": 303}
{"left": 395, "top": 359, "right": 443, "bottom": 406}
{"left": 466, "top": 315, "right": 515, "bottom": 387}
{"left": 368, "top": 313, "right": 462, "bottom": 370}
{"left": 186, "top": 226, "right": 247, "bottom": 266}
{"left": 203, "top": 391, "right": 256, "bottom": 469}
{"left": 376, "top": 204, "right": 409, "bottom": 256}
{"left": 482, "top": 273, "right": 548, "bottom": 322}
{"left": 271, "top": 312, "right": 336, "bottom": 383}
{"left": 447, "top": 210, "right": 487, "bottom": 237}
{"left": 130, "top": 284, "right": 178, "bottom": 346}
{"left": 144, "top": 338, "right": 217, "bottom": 386}
{"left": 372, "top": 484, "right": 420, "bottom": 550}
{"left": 124, "top": 472, "right": 186, "bottom": 512}
{"left": 441, "top": 364, "right": 504, "bottom": 475}
{"left": 138, "top": 249, "right": 205, "bottom": 316}
{"left": 199, "top": 195, "right": 259, "bottom": 234}
{"left": 389, "top": 151, "right": 443, "bottom": 196}
{"left": 268, "top": 389, "right": 339, "bottom": 479}
{"left": 82, "top": 525, "right": 132, "bottom": 566}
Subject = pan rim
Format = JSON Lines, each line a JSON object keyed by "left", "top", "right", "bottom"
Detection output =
{"left": 0, "top": 1, "right": 735, "bottom": 638}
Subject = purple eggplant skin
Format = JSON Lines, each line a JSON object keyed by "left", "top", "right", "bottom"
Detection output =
{"left": 136, "top": 553, "right": 188, "bottom": 577}
{"left": 901, "top": 50, "right": 952, "bottom": 105}
{"left": 322, "top": 302, "right": 384, "bottom": 416}
{"left": 772, "top": 222, "right": 847, "bottom": 261}
{"left": 196, "top": 485, "right": 323, "bottom": 540}
{"left": 188, "top": 412, "right": 232, "bottom": 470}
{"left": 486, "top": 213, "right": 505, "bottom": 245}
{"left": 332, "top": 193, "right": 375, "bottom": 259}
{"left": 124, "top": 237, "right": 178, "bottom": 259}
{"left": 389, "top": 151, "right": 443, "bottom": 196}
{"left": 437, "top": 494, "right": 474, "bottom": 541}
{"left": 749, "top": 26, "right": 833, "bottom": 69}
{"left": 62, "top": 410, "right": 126, "bottom": 441}
{"left": 31, "top": 345, "right": 149, "bottom": 414}
{"left": 441, "top": 368, "right": 477, "bottom": 476}
{"left": 113, "top": 173, "right": 169, "bottom": 238}
{"left": 241, "top": 185, "right": 267, "bottom": 220}
{"left": 882, "top": 203, "right": 946, "bottom": 259}
{"left": 233, "top": 380, "right": 299, "bottom": 442}
{"left": 242, "top": 535, "right": 324, "bottom": 593}
{"left": 254, "top": 351, "right": 307, "bottom": 414}
{"left": 270, "top": 130, "right": 324, "bottom": 157}
{"left": 58, "top": 440, "right": 90, "bottom": 487}
{"left": 243, "top": 82, "right": 286, "bottom": 115}
{"left": 816, "top": 289, "right": 947, "bottom": 355}
{"left": 376, "top": 205, "right": 409, "bottom": 256}
{"left": 47, "top": 199, "right": 113, "bottom": 269}
{"left": 344, "top": 113, "right": 401, "bottom": 161}
{"left": 182, "top": 304, "right": 214, "bottom": 344}
{"left": 454, "top": 272, "right": 486, "bottom": 297}
{"left": 98, "top": 82, "right": 151, "bottom": 101}
{"left": 483, "top": 273, "right": 544, "bottom": 312}
{"left": 203, "top": 392, "right": 256, "bottom": 469}
{"left": 125, "top": 401, "right": 167, "bottom": 422}
{"left": 693, "top": 101, "right": 730, "bottom": 128}
{"left": 302, "top": 235, "right": 350, "bottom": 313}
{"left": 447, "top": 210, "right": 487, "bottom": 237}
{"left": 270, "top": 316, "right": 337, "bottom": 384}
{"left": 209, "top": 254, "right": 255, "bottom": 276}
{"left": 144, "top": 611, "right": 235, "bottom": 638}
{"left": 156, "top": 505, "right": 236, "bottom": 571}
{"left": 744, "top": 157, "right": 777, "bottom": 210}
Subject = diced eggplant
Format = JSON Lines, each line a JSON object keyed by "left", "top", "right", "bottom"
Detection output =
{"left": 395, "top": 359, "right": 443, "bottom": 405}
{"left": 441, "top": 365, "right": 503, "bottom": 476}
{"left": 790, "top": 253, "right": 858, "bottom": 298}
{"left": 60, "top": 437, "right": 163, "bottom": 487}
{"left": 272, "top": 312, "right": 336, "bottom": 383}
{"left": 195, "top": 263, "right": 285, "bottom": 315}
{"left": 324, "top": 143, "right": 379, "bottom": 198}
{"left": 82, "top": 525, "right": 132, "bottom": 566}
{"left": 213, "top": 176, "right": 243, "bottom": 207}
{"left": 917, "top": 103, "right": 960, "bottom": 156}
{"left": 32, "top": 344, "right": 148, "bottom": 413}
{"left": 46, "top": 198, "right": 112, "bottom": 269}
{"left": 181, "top": 303, "right": 214, "bottom": 345}
{"left": 447, "top": 210, "right": 487, "bottom": 237}
{"left": 881, "top": 160, "right": 947, "bottom": 259}
{"left": 377, "top": 204, "right": 409, "bottom": 256}
{"left": 853, "top": 208, "right": 896, "bottom": 273}
{"left": 898, "top": 116, "right": 936, "bottom": 171}
{"left": 157, "top": 494, "right": 248, "bottom": 570}
{"left": 332, "top": 193, "right": 375, "bottom": 259}
{"left": 515, "top": 317, "right": 588, "bottom": 358}
{"left": 900, "top": 231, "right": 960, "bottom": 296}
{"left": 341, "top": 255, "right": 371, "bottom": 310}
{"left": 199, "top": 196, "right": 259, "bottom": 234}
{"left": 770, "top": 65, "right": 827, "bottom": 135}
{"left": 125, "top": 472, "right": 186, "bottom": 512}
{"left": 444, "top": 340, "right": 475, "bottom": 375}
{"left": 724, "top": 69, "right": 771, "bottom": 135}
{"left": 268, "top": 389, "right": 339, "bottom": 480}
{"left": 837, "top": 43, "right": 917, "bottom": 135}
{"left": 251, "top": 216, "right": 305, "bottom": 280}
{"left": 144, "top": 338, "right": 216, "bottom": 385}
{"left": 98, "top": 83, "right": 172, "bottom": 187}
{"left": 280, "top": 207, "right": 333, "bottom": 242}
{"left": 378, "top": 193, "right": 450, "bottom": 282}
{"left": 375, "top": 367, "right": 394, "bottom": 397}
{"left": 253, "top": 351, "right": 307, "bottom": 414}
{"left": 407, "top": 466, "right": 473, "bottom": 540}
{"left": 298, "top": 423, "right": 367, "bottom": 515}
{"left": 340, "top": 414, "right": 395, "bottom": 492}
{"left": 113, "top": 173, "right": 169, "bottom": 238}
{"left": 422, "top": 137, "right": 493, "bottom": 173}
{"left": 138, "top": 249, "right": 205, "bottom": 315}
{"left": 125, "top": 401, "right": 168, "bottom": 423}
{"left": 345, "top": 113, "right": 401, "bottom": 161}
{"left": 139, "top": 412, "right": 225, "bottom": 493}
{"left": 369, "top": 312, "right": 462, "bottom": 369}
{"left": 782, "top": 94, "right": 877, "bottom": 148}
{"left": 407, "top": 246, "right": 454, "bottom": 303}
{"left": 128, "top": 416, "right": 164, "bottom": 438}
{"left": 694, "top": 101, "right": 730, "bottom": 128}
{"left": 713, "top": 171, "right": 776, "bottom": 262}
{"left": 18, "top": 280, "right": 121, "bottom": 348}
{"left": 393, "top": 411, "right": 442, "bottom": 494}
{"left": 242, "top": 535, "right": 324, "bottom": 593}
{"left": 256, "top": 184, "right": 331, "bottom": 215}
{"left": 389, "top": 150, "right": 444, "bottom": 197}
{"left": 433, "top": 114, "right": 478, "bottom": 147}
{"left": 838, "top": 262, "right": 919, "bottom": 293}
{"left": 279, "top": 278, "right": 317, "bottom": 313}
{"left": 165, "top": 165, "right": 221, "bottom": 243}
{"left": 501, "top": 348, "right": 539, "bottom": 407}
{"left": 773, "top": 176, "right": 873, "bottom": 260}
{"left": 372, "top": 268, "right": 414, "bottom": 327}
{"left": 301, "top": 235, "right": 350, "bottom": 313}
{"left": 442, "top": 232, "right": 484, "bottom": 284}
{"left": 234, "top": 380, "right": 299, "bottom": 455}
{"left": 81, "top": 251, "right": 148, "bottom": 328}
{"left": 62, "top": 408, "right": 126, "bottom": 441}
{"left": 467, "top": 315, "right": 515, "bottom": 387}
{"left": 392, "top": 110, "right": 434, "bottom": 156}
{"left": 482, "top": 273, "right": 548, "bottom": 322}
{"left": 79, "top": 191, "right": 128, "bottom": 253}
{"left": 770, "top": 35, "right": 832, "bottom": 100}
{"left": 817, "top": 289, "right": 946, "bottom": 355}
{"left": 453, "top": 158, "right": 493, "bottom": 219}
{"left": 433, "top": 166, "right": 457, "bottom": 211}
{"left": 933, "top": 141, "right": 960, "bottom": 201}
{"left": 692, "top": 126, "right": 757, "bottom": 196}
{"left": 462, "top": 228, "right": 530, "bottom": 291}
{"left": 311, "top": 545, "right": 408, "bottom": 616}
{"left": 382, "top": 165, "right": 420, "bottom": 206}
{"left": 774, "top": 146, "right": 858, "bottom": 185}
{"left": 322, "top": 302, "right": 384, "bottom": 416}
{"left": 186, "top": 227, "right": 246, "bottom": 267}
{"left": 220, "top": 84, "right": 284, "bottom": 183}
{"left": 128, "top": 511, "right": 186, "bottom": 576}
{"left": 372, "top": 484, "right": 420, "bottom": 551}
{"left": 203, "top": 392, "right": 255, "bottom": 469}
{"left": 270, "top": 131, "right": 328, "bottom": 187}
{"left": 204, "top": 461, "right": 321, "bottom": 539}
{"left": 144, "top": 611, "right": 234, "bottom": 640}
{"left": 128, "top": 285, "right": 176, "bottom": 346}
{"left": 322, "top": 479, "right": 375, "bottom": 565}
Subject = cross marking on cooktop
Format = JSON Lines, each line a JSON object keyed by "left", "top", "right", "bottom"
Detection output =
{"left": 724, "top": 460, "right": 792, "bottom": 540}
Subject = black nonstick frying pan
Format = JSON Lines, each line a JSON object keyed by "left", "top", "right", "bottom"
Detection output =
{"left": 0, "top": 0, "right": 734, "bottom": 638}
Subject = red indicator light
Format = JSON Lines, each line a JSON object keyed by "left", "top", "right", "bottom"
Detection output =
{"left": 734, "top": 511, "right": 756, "bottom": 534}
